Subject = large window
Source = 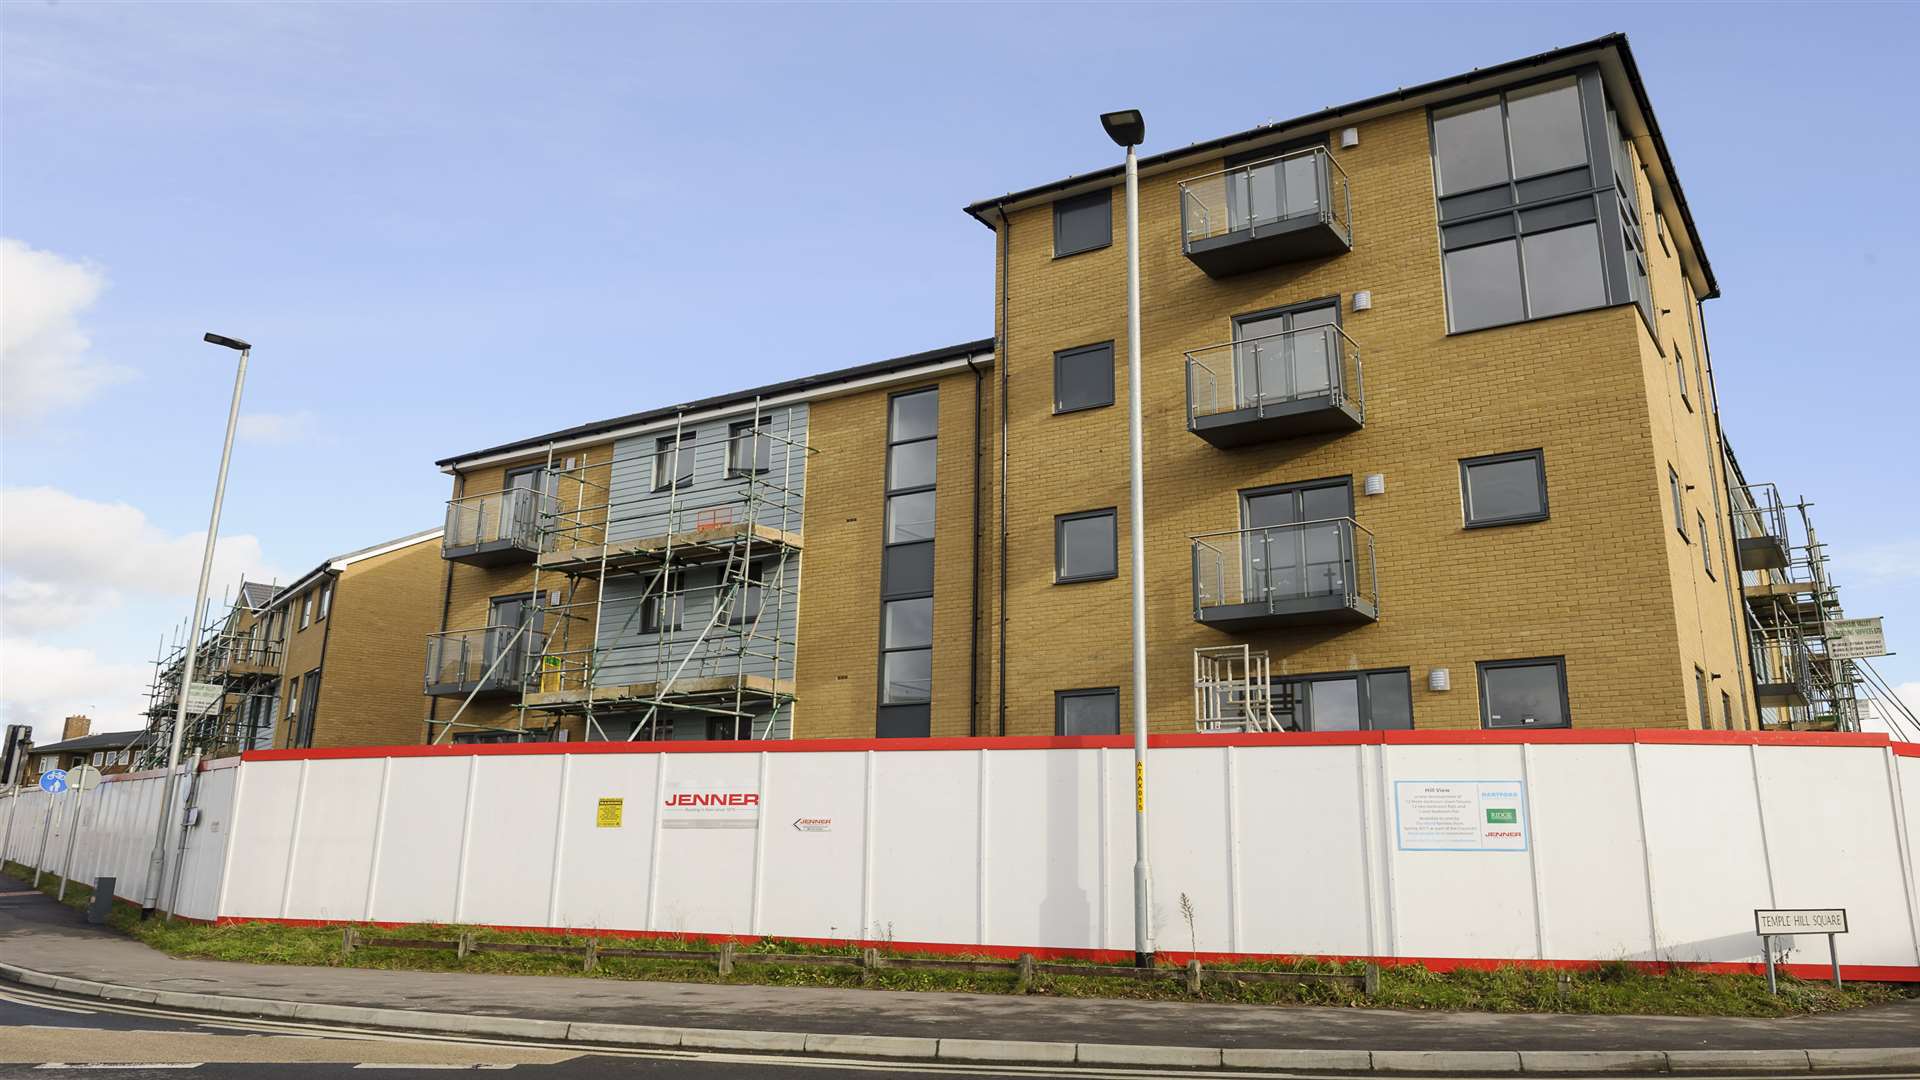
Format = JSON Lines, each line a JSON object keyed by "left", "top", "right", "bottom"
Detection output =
{"left": 878, "top": 388, "right": 938, "bottom": 738}
{"left": 1478, "top": 657, "right": 1569, "bottom": 729}
{"left": 1056, "top": 688, "right": 1120, "bottom": 736}
{"left": 1272, "top": 669, "right": 1412, "bottom": 732}
{"left": 1055, "top": 508, "right": 1117, "bottom": 583}
{"left": 1053, "top": 189, "right": 1112, "bottom": 258}
{"left": 1460, "top": 449, "right": 1548, "bottom": 528}
{"left": 1432, "top": 71, "right": 1639, "bottom": 334}
{"left": 1054, "top": 342, "right": 1114, "bottom": 414}
{"left": 653, "top": 431, "right": 694, "bottom": 491}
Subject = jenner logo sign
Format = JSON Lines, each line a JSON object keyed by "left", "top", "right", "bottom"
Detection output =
{"left": 663, "top": 792, "right": 760, "bottom": 808}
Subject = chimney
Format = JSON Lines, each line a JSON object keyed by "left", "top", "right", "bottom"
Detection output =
{"left": 62, "top": 714, "right": 91, "bottom": 741}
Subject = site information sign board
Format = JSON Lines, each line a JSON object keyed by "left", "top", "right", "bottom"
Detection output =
{"left": 1393, "top": 780, "right": 1528, "bottom": 852}
{"left": 1755, "top": 908, "right": 1847, "bottom": 935}
{"left": 184, "top": 682, "right": 225, "bottom": 716}
{"left": 1826, "top": 617, "right": 1886, "bottom": 660}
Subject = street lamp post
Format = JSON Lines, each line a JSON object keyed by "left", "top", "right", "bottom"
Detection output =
{"left": 141, "top": 332, "right": 251, "bottom": 916}
{"left": 1100, "top": 109, "right": 1153, "bottom": 967}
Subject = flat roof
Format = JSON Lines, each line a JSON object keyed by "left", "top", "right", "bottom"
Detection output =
{"left": 962, "top": 33, "right": 1718, "bottom": 300}
{"left": 436, "top": 337, "right": 995, "bottom": 468}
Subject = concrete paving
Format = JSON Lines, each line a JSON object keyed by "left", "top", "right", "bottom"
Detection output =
{"left": 3, "top": 887, "right": 1918, "bottom": 1055}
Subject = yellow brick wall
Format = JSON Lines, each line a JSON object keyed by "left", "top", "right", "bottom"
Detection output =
{"left": 795, "top": 366, "right": 994, "bottom": 738}
{"left": 984, "top": 105, "right": 1711, "bottom": 734}
{"left": 272, "top": 576, "right": 330, "bottom": 748}
{"left": 307, "top": 539, "right": 445, "bottom": 748}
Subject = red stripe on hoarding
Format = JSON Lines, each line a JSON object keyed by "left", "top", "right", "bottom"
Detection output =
{"left": 241, "top": 729, "right": 1902, "bottom": 763}
{"left": 206, "top": 915, "right": 1920, "bottom": 983}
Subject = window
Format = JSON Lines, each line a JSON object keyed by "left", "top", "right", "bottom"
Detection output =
{"left": 90, "top": 751, "right": 103, "bottom": 767}
{"left": 727, "top": 418, "right": 771, "bottom": 478}
{"left": 295, "top": 669, "right": 322, "bottom": 748}
{"left": 1461, "top": 450, "right": 1548, "bottom": 528}
{"left": 1721, "top": 690, "right": 1735, "bottom": 732}
{"left": 284, "top": 675, "right": 300, "bottom": 719}
{"left": 879, "top": 597, "right": 933, "bottom": 705}
{"left": 1053, "top": 188, "right": 1112, "bottom": 257}
{"left": 118, "top": 749, "right": 131, "bottom": 766}
{"left": 640, "top": 574, "right": 684, "bottom": 634}
{"left": 1055, "top": 508, "right": 1117, "bottom": 583}
{"left": 1272, "top": 669, "right": 1413, "bottom": 732}
{"left": 317, "top": 581, "right": 332, "bottom": 621}
{"left": 1669, "top": 466, "right": 1688, "bottom": 540}
{"left": 1432, "top": 72, "right": 1633, "bottom": 334}
{"left": 652, "top": 432, "right": 693, "bottom": 491}
{"left": 1676, "top": 343, "right": 1692, "bottom": 410}
{"left": 1053, "top": 342, "right": 1115, "bottom": 414}
{"left": 728, "top": 562, "right": 768, "bottom": 626}
{"left": 1695, "top": 667, "right": 1711, "bottom": 729}
{"left": 1698, "top": 512, "right": 1713, "bottom": 577}
{"left": 1056, "top": 688, "right": 1120, "bottom": 736}
{"left": 1478, "top": 657, "right": 1569, "bottom": 728}
{"left": 878, "top": 389, "right": 938, "bottom": 737}
{"left": 299, "top": 592, "right": 313, "bottom": 630}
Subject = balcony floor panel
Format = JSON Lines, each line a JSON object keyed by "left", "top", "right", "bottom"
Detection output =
{"left": 1735, "top": 536, "right": 1791, "bottom": 572}
{"left": 1754, "top": 681, "right": 1810, "bottom": 709}
{"left": 1191, "top": 396, "right": 1362, "bottom": 448}
{"left": 1195, "top": 596, "right": 1378, "bottom": 631}
{"left": 443, "top": 539, "right": 539, "bottom": 567}
{"left": 1185, "top": 217, "right": 1350, "bottom": 278}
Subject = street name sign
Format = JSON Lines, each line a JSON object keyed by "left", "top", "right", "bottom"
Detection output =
{"left": 1755, "top": 908, "right": 1847, "bottom": 935}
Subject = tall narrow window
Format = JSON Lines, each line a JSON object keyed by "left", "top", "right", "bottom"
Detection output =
{"left": 300, "top": 592, "right": 313, "bottom": 630}
{"left": 1721, "top": 690, "right": 1735, "bottom": 731}
{"left": 727, "top": 418, "right": 770, "bottom": 477}
{"left": 317, "top": 581, "right": 332, "bottom": 621}
{"left": 1676, "top": 343, "right": 1692, "bottom": 410}
{"left": 653, "top": 431, "right": 694, "bottom": 491}
{"left": 1670, "top": 466, "right": 1687, "bottom": 540}
{"left": 1695, "top": 667, "right": 1711, "bottom": 729}
{"left": 1698, "top": 512, "right": 1713, "bottom": 577}
{"left": 878, "top": 388, "right": 938, "bottom": 738}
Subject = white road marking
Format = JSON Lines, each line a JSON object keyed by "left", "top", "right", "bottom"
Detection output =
{"left": 0, "top": 989, "right": 95, "bottom": 1015}
{"left": 34, "top": 1066, "right": 202, "bottom": 1070}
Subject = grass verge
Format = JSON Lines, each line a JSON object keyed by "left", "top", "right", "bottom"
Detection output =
{"left": 6, "top": 860, "right": 1910, "bottom": 1017}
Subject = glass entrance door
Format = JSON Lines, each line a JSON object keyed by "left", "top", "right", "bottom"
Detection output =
{"left": 1233, "top": 303, "right": 1338, "bottom": 408}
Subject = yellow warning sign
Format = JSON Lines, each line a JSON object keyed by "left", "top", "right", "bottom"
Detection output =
{"left": 596, "top": 798, "right": 624, "bottom": 828}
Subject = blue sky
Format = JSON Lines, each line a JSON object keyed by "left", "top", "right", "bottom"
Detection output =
{"left": 2, "top": 2, "right": 1915, "bottom": 742}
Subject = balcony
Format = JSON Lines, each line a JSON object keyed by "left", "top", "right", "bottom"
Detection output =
{"left": 1731, "top": 482, "right": 1790, "bottom": 572}
{"left": 1178, "top": 147, "right": 1351, "bottom": 278}
{"left": 1186, "top": 325, "right": 1364, "bottom": 448}
{"left": 424, "top": 626, "right": 546, "bottom": 698}
{"left": 443, "top": 488, "right": 552, "bottom": 566}
{"left": 1192, "top": 519, "right": 1378, "bottom": 631}
{"left": 1750, "top": 626, "right": 1811, "bottom": 709}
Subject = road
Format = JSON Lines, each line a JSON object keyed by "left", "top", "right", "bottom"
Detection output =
{"left": 4, "top": 980, "right": 1909, "bottom": 1080}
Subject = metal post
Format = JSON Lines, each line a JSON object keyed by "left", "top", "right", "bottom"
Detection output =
{"left": 1828, "top": 933, "right": 1841, "bottom": 989}
{"left": 32, "top": 796, "right": 56, "bottom": 888}
{"left": 1122, "top": 140, "right": 1153, "bottom": 968}
{"left": 144, "top": 341, "right": 250, "bottom": 911}
{"left": 56, "top": 780, "right": 87, "bottom": 901}
{"left": 1763, "top": 934, "right": 1777, "bottom": 995}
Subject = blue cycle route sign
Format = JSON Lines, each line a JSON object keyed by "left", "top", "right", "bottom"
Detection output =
{"left": 39, "top": 769, "right": 68, "bottom": 794}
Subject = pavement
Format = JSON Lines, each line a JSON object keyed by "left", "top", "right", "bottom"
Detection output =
{"left": 2, "top": 886, "right": 1918, "bottom": 1075}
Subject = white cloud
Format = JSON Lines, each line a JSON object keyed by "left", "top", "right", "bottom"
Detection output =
{"left": 0, "top": 637, "right": 152, "bottom": 746}
{"left": 1846, "top": 540, "right": 1920, "bottom": 587}
{"left": 0, "top": 238, "right": 132, "bottom": 420}
{"left": 237, "top": 410, "right": 320, "bottom": 445}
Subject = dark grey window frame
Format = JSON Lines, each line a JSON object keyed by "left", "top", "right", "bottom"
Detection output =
{"left": 1476, "top": 656, "right": 1571, "bottom": 730}
{"left": 726, "top": 560, "right": 768, "bottom": 626}
{"left": 1721, "top": 689, "right": 1735, "bottom": 732}
{"left": 877, "top": 386, "right": 939, "bottom": 737}
{"left": 726, "top": 417, "right": 771, "bottom": 478}
{"left": 1698, "top": 511, "right": 1713, "bottom": 578}
{"left": 1460, "top": 448, "right": 1549, "bottom": 528}
{"left": 1676, "top": 341, "right": 1692, "bottom": 411}
{"left": 1695, "top": 666, "right": 1710, "bottom": 729}
{"left": 1055, "top": 507, "right": 1119, "bottom": 584}
{"left": 1052, "top": 188, "right": 1113, "bottom": 259}
{"left": 653, "top": 431, "right": 694, "bottom": 492}
{"left": 1055, "top": 687, "right": 1121, "bottom": 736}
{"left": 1669, "top": 465, "right": 1688, "bottom": 542}
{"left": 1053, "top": 341, "right": 1115, "bottom": 415}
{"left": 1270, "top": 667, "right": 1413, "bottom": 732}
{"left": 639, "top": 572, "right": 684, "bottom": 634}
{"left": 1430, "top": 67, "right": 1644, "bottom": 337}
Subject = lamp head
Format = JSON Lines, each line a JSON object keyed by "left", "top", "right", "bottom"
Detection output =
{"left": 203, "top": 332, "right": 251, "bottom": 351}
{"left": 1100, "top": 109, "right": 1146, "bottom": 148}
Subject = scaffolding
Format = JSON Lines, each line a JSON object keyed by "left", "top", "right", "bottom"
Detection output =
{"left": 430, "top": 401, "right": 813, "bottom": 744}
{"left": 137, "top": 577, "right": 283, "bottom": 767}
{"left": 1734, "top": 483, "right": 1863, "bottom": 732}
{"left": 1193, "top": 645, "right": 1288, "bottom": 733}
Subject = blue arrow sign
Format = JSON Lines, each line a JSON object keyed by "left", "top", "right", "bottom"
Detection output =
{"left": 38, "top": 769, "right": 68, "bottom": 795}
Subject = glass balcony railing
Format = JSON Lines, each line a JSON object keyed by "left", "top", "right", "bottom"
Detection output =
{"left": 1178, "top": 146, "right": 1352, "bottom": 276}
{"left": 424, "top": 625, "right": 546, "bottom": 698}
{"left": 1191, "top": 518, "right": 1378, "bottom": 629}
{"left": 442, "top": 487, "right": 553, "bottom": 566}
{"left": 1186, "top": 324, "right": 1364, "bottom": 446}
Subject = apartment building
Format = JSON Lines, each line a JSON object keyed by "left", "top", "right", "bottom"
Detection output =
{"left": 416, "top": 34, "right": 1866, "bottom": 743}
{"left": 258, "top": 529, "right": 445, "bottom": 749}
{"left": 960, "top": 33, "right": 1795, "bottom": 735}
{"left": 428, "top": 342, "right": 992, "bottom": 743}
{"left": 139, "top": 579, "right": 282, "bottom": 766}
